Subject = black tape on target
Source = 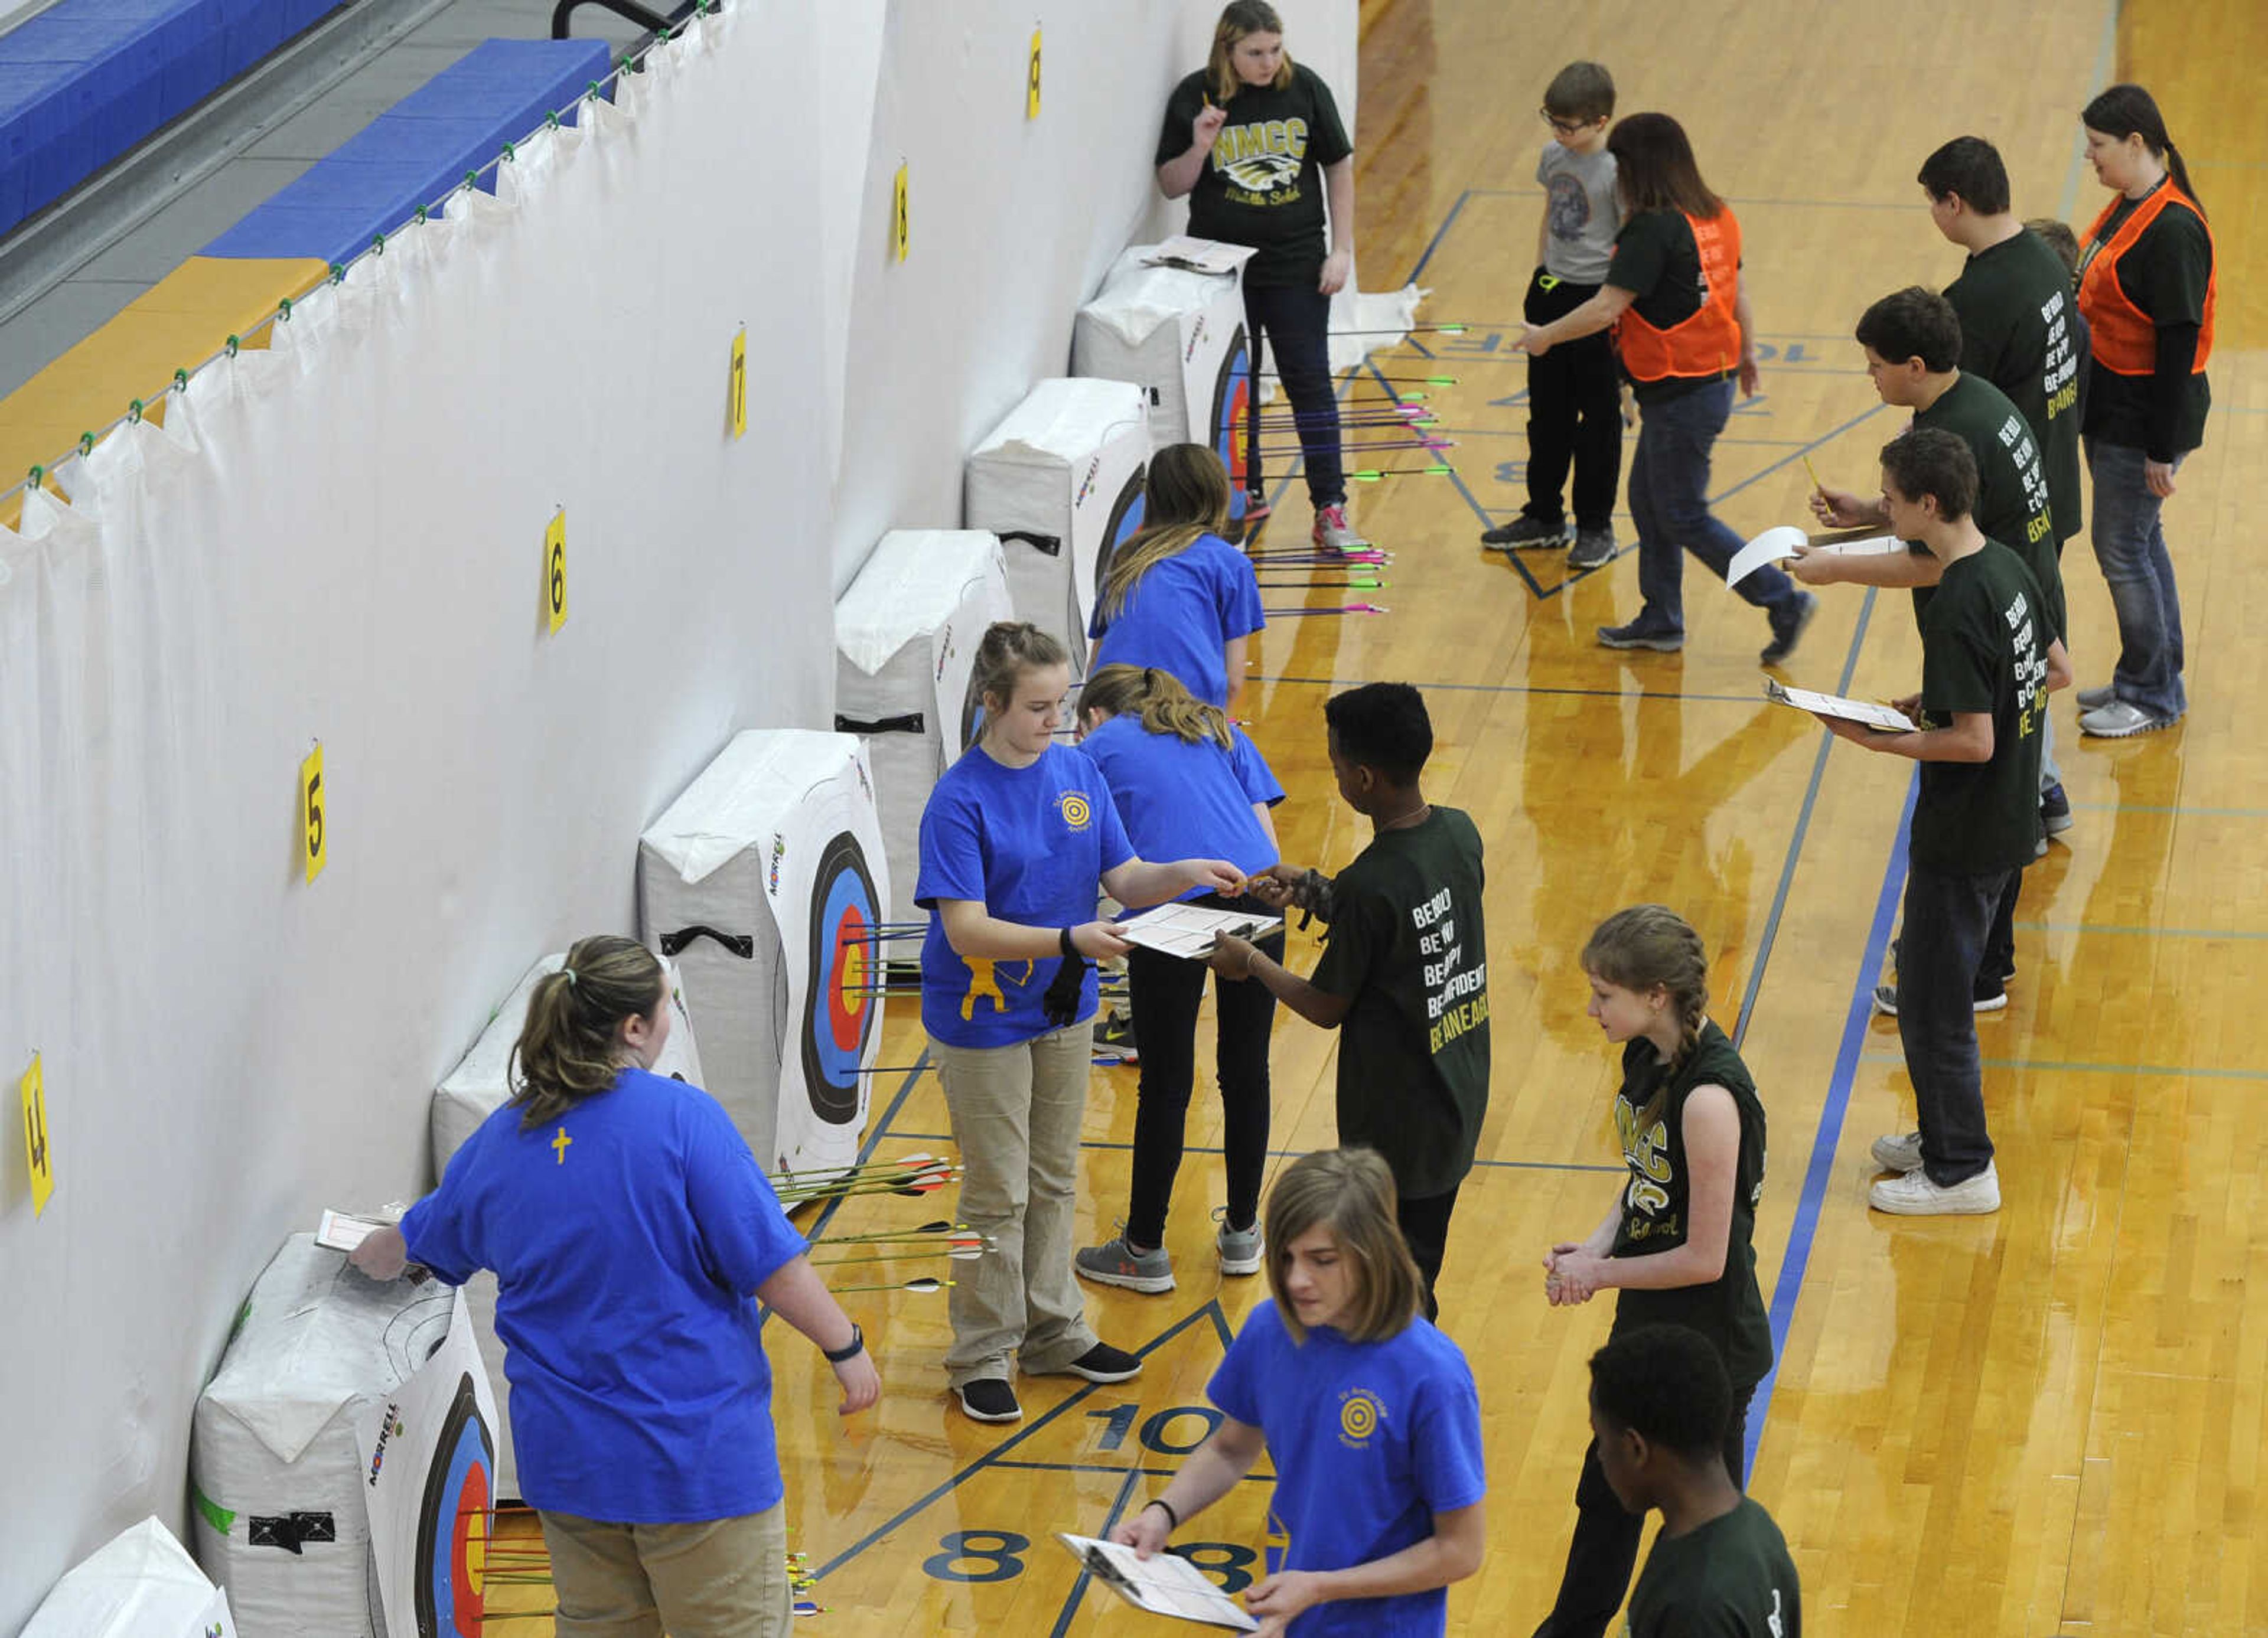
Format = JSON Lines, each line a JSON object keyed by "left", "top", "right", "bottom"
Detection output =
{"left": 1211, "top": 322, "right": 1252, "bottom": 527}
{"left": 804, "top": 830, "right": 882, "bottom": 1123}
{"left": 414, "top": 1372, "right": 494, "bottom": 1638}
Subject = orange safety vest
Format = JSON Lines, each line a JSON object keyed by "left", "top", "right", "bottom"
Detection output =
{"left": 2078, "top": 181, "right": 2215, "bottom": 377}
{"left": 1614, "top": 207, "right": 1743, "bottom": 384}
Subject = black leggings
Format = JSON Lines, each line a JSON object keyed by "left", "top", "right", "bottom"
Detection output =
{"left": 1530, "top": 1384, "right": 1756, "bottom": 1638}
{"left": 1122, "top": 901, "right": 1283, "bottom": 1248}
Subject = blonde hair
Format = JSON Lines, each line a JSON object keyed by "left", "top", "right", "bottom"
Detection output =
{"left": 513, "top": 935, "right": 665, "bottom": 1129}
{"left": 1265, "top": 1148, "right": 1423, "bottom": 1345}
{"left": 1582, "top": 905, "right": 1709, "bottom": 1128}
{"left": 970, "top": 621, "right": 1068, "bottom": 718}
{"left": 1078, "top": 664, "right": 1233, "bottom": 749}
{"left": 1099, "top": 445, "right": 1232, "bottom": 622}
{"left": 1207, "top": 2, "right": 1295, "bottom": 105}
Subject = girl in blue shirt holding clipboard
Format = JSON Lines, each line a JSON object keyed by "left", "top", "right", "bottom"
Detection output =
{"left": 1110, "top": 1148, "right": 1488, "bottom": 1636}
{"left": 1071, "top": 664, "right": 1286, "bottom": 1297}
{"left": 918, "top": 622, "right": 1242, "bottom": 1424}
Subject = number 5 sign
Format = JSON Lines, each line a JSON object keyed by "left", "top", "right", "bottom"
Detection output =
{"left": 301, "top": 741, "right": 327, "bottom": 883}
{"left": 545, "top": 508, "right": 569, "bottom": 634}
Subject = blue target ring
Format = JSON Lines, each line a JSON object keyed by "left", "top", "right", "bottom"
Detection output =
{"left": 414, "top": 1372, "right": 494, "bottom": 1638}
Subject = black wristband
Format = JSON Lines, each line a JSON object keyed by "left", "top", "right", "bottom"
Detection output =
{"left": 1060, "top": 925, "right": 1077, "bottom": 957}
{"left": 822, "top": 1323, "right": 864, "bottom": 1363}
{"left": 1143, "top": 1497, "right": 1179, "bottom": 1530}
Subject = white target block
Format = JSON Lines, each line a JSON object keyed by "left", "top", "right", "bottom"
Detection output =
{"left": 21, "top": 1518, "right": 236, "bottom": 1638}
{"left": 964, "top": 378, "right": 1149, "bottom": 679}
{"left": 428, "top": 951, "right": 703, "bottom": 1499}
{"left": 190, "top": 1235, "right": 473, "bottom": 1638}
{"left": 1074, "top": 242, "right": 1254, "bottom": 532}
{"left": 835, "top": 530, "right": 1014, "bottom": 927}
{"left": 640, "top": 730, "right": 891, "bottom": 1176}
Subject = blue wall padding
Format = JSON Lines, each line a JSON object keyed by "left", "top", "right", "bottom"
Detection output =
{"left": 0, "top": 0, "right": 343, "bottom": 234}
{"left": 202, "top": 38, "right": 615, "bottom": 265}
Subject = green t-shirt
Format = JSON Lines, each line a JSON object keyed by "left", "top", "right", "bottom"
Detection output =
{"left": 1310, "top": 807, "right": 1490, "bottom": 1199}
{"left": 1607, "top": 1022, "right": 1772, "bottom": 1390}
{"left": 1910, "top": 541, "right": 2052, "bottom": 876}
{"left": 1944, "top": 228, "right": 2085, "bottom": 545}
{"left": 1158, "top": 66, "right": 1353, "bottom": 288}
{"left": 1908, "top": 373, "right": 2065, "bottom": 643}
{"left": 1628, "top": 1497, "right": 1802, "bottom": 1638}
{"left": 1606, "top": 208, "right": 1724, "bottom": 405}
{"left": 2079, "top": 182, "right": 2214, "bottom": 459}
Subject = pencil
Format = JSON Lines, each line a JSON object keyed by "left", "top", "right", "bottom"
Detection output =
{"left": 1801, "top": 453, "right": 1825, "bottom": 493}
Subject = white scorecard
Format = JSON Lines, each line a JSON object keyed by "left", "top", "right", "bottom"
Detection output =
{"left": 1057, "top": 1533, "right": 1260, "bottom": 1630}
{"left": 1764, "top": 677, "right": 1918, "bottom": 734}
{"left": 1726, "top": 525, "right": 1907, "bottom": 588}
{"left": 1116, "top": 902, "right": 1284, "bottom": 960}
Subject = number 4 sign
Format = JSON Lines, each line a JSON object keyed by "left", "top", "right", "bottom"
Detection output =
{"left": 20, "top": 1052, "right": 53, "bottom": 1216}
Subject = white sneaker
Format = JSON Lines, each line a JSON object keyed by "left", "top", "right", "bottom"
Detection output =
{"left": 1869, "top": 1163, "right": 2000, "bottom": 1215}
{"left": 1869, "top": 1131, "right": 1924, "bottom": 1173}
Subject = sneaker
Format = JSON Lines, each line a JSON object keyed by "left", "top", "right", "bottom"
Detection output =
{"left": 1236, "top": 493, "right": 1272, "bottom": 543}
{"left": 2075, "top": 683, "right": 2116, "bottom": 712}
{"left": 1213, "top": 1207, "right": 1264, "bottom": 1276}
{"left": 2040, "top": 783, "right": 2073, "bottom": 835}
{"left": 1597, "top": 615, "right": 1685, "bottom": 652}
{"left": 2078, "top": 698, "right": 2177, "bottom": 738}
{"left": 1759, "top": 590, "right": 1819, "bottom": 667}
{"left": 1480, "top": 514, "right": 1568, "bottom": 550}
{"left": 1566, "top": 526, "right": 1617, "bottom": 570}
{"left": 1052, "top": 1341, "right": 1143, "bottom": 1384}
{"left": 956, "top": 1378, "right": 1023, "bottom": 1422}
{"left": 1870, "top": 1131, "right": 1924, "bottom": 1173}
{"left": 1871, "top": 982, "right": 2007, "bottom": 1017}
{"left": 1075, "top": 1234, "right": 1175, "bottom": 1294}
{"left": 1093, "top": 1009, "right": 1138, "bottom": 1064}
{"left": 1312, "top": 504, "right": 1368, "bottom": 554}
{"left": 1869, "top": 1163, "right": 2000, "bottom": 1216}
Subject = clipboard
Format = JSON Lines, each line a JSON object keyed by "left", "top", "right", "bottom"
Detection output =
{"left": 1057, "top": 1533, "right": 1260, "bottom": 1630}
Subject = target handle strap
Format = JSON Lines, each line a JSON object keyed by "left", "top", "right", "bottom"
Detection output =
{"left": 658, "top": 924, "right": 754, "bottom": 958}
{"left": 998, "top": 529, "right": 1063, "bottom": 557}
{"left": 835, "top": 711, "right": 925, "bottom": 736}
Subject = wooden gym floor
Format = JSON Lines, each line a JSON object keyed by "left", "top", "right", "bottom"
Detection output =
{"left": 485, "top": 0, "right": 2268, "bottom": 1631}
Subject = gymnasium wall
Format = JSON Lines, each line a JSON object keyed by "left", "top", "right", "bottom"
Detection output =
{"left": 0, "top": 0, "right": 1354, "bottom": 1626}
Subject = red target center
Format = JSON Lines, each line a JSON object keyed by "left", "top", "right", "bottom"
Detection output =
{"left": 827, "top": 906, "right": 869, "bottom": 1048}
{"left": 453, "top": 1463, "right": 490, "bottom": 1632}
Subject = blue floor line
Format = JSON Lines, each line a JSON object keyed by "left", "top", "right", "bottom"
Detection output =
{"left": 1744, "top": 770, "right": 1917, "bottom": 1474}
{"left": 1252, "top": 673, "right": 1767, "bottom": 704}
{"left": 1050, "top": 1468, "right": 1143, "bottom": 1637}
{"left": 994, "top": 1458, "right": 1275, "bottom": 1481}
{"left": 1403, "top": 187, "right": 1473, "bottom": 285}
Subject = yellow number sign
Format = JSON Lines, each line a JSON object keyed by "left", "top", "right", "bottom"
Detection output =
{"left": 1027, "top": 28, "right": 1042, "bottom": 119}
{"left": 891, "top": 162, "right": 909, "bottom": 263}
{"left": 545, "top": 509, "right": 568, "bottom": 634}
{"left": 301, "top": 741, "right": 326, "bottom": 883}
{"left": 20, "top": 1053, "right": 52, "bottom": 1215}
{"left": 728, "top": 327, "right": 748, "bottom": 440}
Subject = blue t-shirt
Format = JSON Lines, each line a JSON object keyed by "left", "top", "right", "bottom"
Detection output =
{"left": 1089, "top": 533, "right": 1265, "bottom": 708}
{"left": 399, "top": 1067, "right": 807, "bottom": 1523}
{"left": 915, "top": 741, "right": 1135, "bottom": 1047}
{"left": 1078, "top": 714, "right": 1280, "bottom": 900}
{"left": 1208, "top": 1300, "right": 1487, "bottom": 1637}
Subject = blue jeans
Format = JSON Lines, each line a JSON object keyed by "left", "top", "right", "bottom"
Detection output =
{"left": 2084, "top": 438, "right": 2186, "bottom": 720}
{"left": 1896, "top": 861, "right": 2005, "bottom": 1186}
{"left": 1242, "top": 282, "right": 1344, "bottom": 509}
{"left": 1628, "top": 378, "right": 1798, "bottom": 629}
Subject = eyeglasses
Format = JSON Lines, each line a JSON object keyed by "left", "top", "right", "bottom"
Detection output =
{"left": 1540, "top": 109, "right": 1593, "bottom": 137}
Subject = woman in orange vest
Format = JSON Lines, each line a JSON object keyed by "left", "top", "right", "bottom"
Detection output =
{"left": 1514, "top": 113, "right": 1815, "bottom": 667}
{"left": 2072, "top": 83, "right": 2214, "bottom": 738}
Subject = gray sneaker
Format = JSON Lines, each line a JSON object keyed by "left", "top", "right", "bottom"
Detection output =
{"left": 2078, "top": 698, "right": 2177, "bottom": 738}
{"left": 1481, "top": 514, "right": 1568, "bottom": 550}
{"left": 1312, "top": 504, "right": 1369, "bottom": 554}
{"left": 1870, "top": 1131, "right": 1924, "bottom": 1173}
{"left": 1076, "top": 1232, "right": 1175, "bottom": 1294}
{"left": 2075, "top": 683, "right": 2116, "bottom": 712}
{"left": 1213, "top": 1206, "right": 1264, "bottom": 1275}
{"left": 1566, "top": 526, "right": 1617, "bottom": 570}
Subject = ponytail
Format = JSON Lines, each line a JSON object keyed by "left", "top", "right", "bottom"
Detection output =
{"left": 1077, "top": 664, "right": 1233, "bottom": 749}
{"left": 513, "top": 935, "right": 664, "bottom": 1128}
{"left": 2163, "top": 142, "right": 2204, "bottom": 217}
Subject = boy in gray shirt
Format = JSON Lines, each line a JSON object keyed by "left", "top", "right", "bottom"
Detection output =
{"left": 1483, "top": 61, "right": 1624, "bottom": 568}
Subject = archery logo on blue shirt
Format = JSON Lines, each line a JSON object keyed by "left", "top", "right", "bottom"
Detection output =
{"left": 1057, "top": 791, "right": 1093, "bottom": 832}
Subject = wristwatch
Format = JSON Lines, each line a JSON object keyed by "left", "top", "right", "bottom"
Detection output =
{"left": 822, "top": 1323, "right": 865, "bottom": 1363}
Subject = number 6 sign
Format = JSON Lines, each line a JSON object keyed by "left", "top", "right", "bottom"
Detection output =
{"left": 545, "top": 509, "right": 568, "bottom": 634}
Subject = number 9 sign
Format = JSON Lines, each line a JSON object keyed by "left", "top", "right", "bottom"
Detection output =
{"left": 545, "top": 510, "right": 568, "bottom": 634}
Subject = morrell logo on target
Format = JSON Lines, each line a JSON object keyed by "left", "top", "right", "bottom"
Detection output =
{"left": 1057, "top": 790, "right": 1093, "bottom": 832}
{"left": 768, "top": 833, "right": 785, "bottom": 895}
{"left": 1337, "top": 1386, "right": 1384, "bottom": 1449}
{"left": 367, "top": 1407, "right": 406, "bottom": 1485}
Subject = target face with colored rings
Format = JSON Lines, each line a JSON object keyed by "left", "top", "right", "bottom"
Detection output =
{"left": 1210, "top": 325, "right": 1252, "bottom": 523}
{"left": 414, "top": 1373, "right": 494, "bottom": 1638}
{"left": 804, "top": 830, "right": 882, "bottom": 1123}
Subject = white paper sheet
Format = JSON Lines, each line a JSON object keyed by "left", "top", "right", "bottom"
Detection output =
{"left": 1726, "top": 526, "right": 1907, "bottom": 588}
{"left": 1140, "top": 236, "right": 1257, "bottom": 276}
{"left": 1765, "top": 678, "right": 1917, "bottom": 733}
{"left": 1057, "top": 1534, "right": 1259, "bottom": 1630}
{"left": 1116, "top": 902, "right": 1283, "bottom": 960}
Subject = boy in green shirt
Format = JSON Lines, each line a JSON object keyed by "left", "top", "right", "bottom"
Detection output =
{"left": 1208, "top": 682, "right": 1489, "bottom": 1319}
{"left": 1809, "top": 428, "right": 2071, "bottom": 1215}
{"left": 1589, "top": 1323, "right": 1801, "bottom": 1637}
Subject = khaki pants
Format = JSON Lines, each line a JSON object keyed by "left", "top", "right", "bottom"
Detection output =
{"left": 539, "top": 1503, "right": 790, "bottom": 1638}
{"left": 931, "top": 1024, "right": 1098, "bottom": 1386}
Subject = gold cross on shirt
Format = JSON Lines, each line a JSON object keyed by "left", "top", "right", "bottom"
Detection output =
{"left": 552, "top": 1125, "right": 572, "bottom": 1164}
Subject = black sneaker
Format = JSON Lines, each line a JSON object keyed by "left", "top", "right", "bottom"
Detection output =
{"left": 1054, "top": 1342, "right": 1143, "bottom": 1384}
{"left": 956, "top": 1378, "right": 1023, "bottom": 1422}
{"left": 1759, "top": 591, "right": 1818, "bottom": 667}
{"left": 1093, "top": 1009, "right": 1138, "bottom": 1063}
{"left": 1566, "top": 526, "right": 1617, "bottom": 570}
{"left": 2040, "top": 782, "right": 2073, "bottom": 836}
{"left": 1871, "top": 982, "right": 2008, "bottom": 1017}
{"left": 1481, "top": 514, "right": 1568, "bottom": 550}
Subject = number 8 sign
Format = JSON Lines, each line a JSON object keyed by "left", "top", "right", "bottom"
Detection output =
{"left": 545, "top": 509, "right": 568, "bottom": 634}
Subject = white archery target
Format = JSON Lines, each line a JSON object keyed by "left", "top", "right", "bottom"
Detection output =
{"left": 1074, "top": 244, "right": 1249, "bottom": 459}
{"left": 21, "top": 1517, "right": 237, "bottom": 1638}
